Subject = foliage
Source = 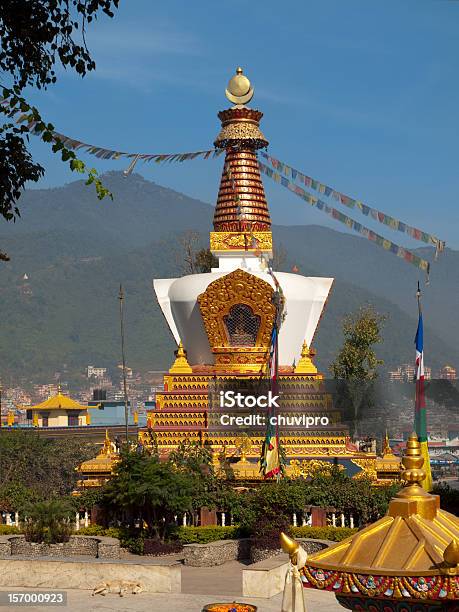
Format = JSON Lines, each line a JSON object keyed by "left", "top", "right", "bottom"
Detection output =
{"left": 290, "top": 526, "right": 357, "bottom": 542}
{"left": 0, "top": 525, "right": 20, "bottom": 535}
{"left": 24, "top": 499, "right": 73, "bottom": 544}
{"left": 194, "top": 248, "right": 218, "bottom": 273}
{"left": 330, "top": 305, "right": 386, "bottom": 433}
{"left": 0, "top": 481, "right": 41, "bottom": 512}
{"left": 331, "top": 305, "right": 386, "bottom": 380}
{"left": 75, "top": 524, "right": 107, "bottom": 536}
{"left": 103, "top": 449, "right": 201, "bottom": 540}
{"left": 0, "top": 0, "right": 119, "bottom": 253}
{"left": 143, "top": 538, "right": 183, "bottom": 556}
{"left": 432, "top": 482, "right": 459, "bottom": 515}
{"left": 170, "top": 525, "right": 241, "bottom": 544}
{"left": 0, "top": 430, "right": 96, "bottom": 499}
{"left": 70, "top": 488, "right": 105, "bottom": 512}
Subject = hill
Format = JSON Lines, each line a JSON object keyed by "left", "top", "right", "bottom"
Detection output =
{"left": 0, "top": 171, "right": 457, "bottom": 382}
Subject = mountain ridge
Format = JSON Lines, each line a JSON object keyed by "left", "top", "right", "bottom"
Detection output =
{"left": 1, "top": 171, "right": 457, "bottom": 381}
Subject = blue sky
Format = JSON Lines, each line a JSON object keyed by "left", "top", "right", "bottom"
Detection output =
{"left": 22, "top": 0, "right": 459, "bottom": 248}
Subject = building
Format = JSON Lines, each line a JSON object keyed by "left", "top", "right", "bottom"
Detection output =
{"left": 27, "top": 386, "right": 89, "bottom": 427}
{"left": 438, "top": 364, "right": 457, "bottom": 380}
{"left": 388, "top": 363, "right": 418, "bottom": 382}
{"left": 87, "top": 365, "right": 108, "bottom": 379}
{"left": 139, "top": 68, "right": 377, "bottom": 481}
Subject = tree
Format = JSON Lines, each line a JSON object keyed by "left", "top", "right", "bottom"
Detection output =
{"left": 331, "top": 306, "right": 385, "bottom": 380}
{"left": 104, "top": 449, "right": 201, "bottom": 540}
{"left": 331, "top": 306, "right": 386, "bottom": 435}
{"left": 0, "top": 0, "right": 119, "bottom": 259}
{"left": 194, "top": 248, "right": 218, "bottom": 273}
{"left": 0, "top": 430, "right": 96, "bottom": 498}
{"left": 175, "top": 230, "right": 218, "bottom": 274}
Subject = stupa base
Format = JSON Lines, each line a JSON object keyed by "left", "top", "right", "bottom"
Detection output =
{"left": 336, "top": 594, "right": 459, "bottom": 611}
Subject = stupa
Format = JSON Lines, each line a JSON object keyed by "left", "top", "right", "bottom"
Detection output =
{"left": 142, "top": 68, "right": 377, "bottom": 477}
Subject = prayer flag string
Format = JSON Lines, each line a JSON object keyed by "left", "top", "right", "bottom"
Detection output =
{"left": 261, "top": 152, "right": 445, "bottom": 258}
{"left": 258, "top": 161, "right": 430, "bottom": 279}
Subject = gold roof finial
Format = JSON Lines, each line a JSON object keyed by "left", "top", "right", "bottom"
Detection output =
{"left": 169, "top": 341, "right": 192, "bottom": 374}
{"left": 294, "top": 340, "right": 318, "bottom": 374}
{"left": 388, "top": 432, "right": 439, "bottom": 520}
{"left": 382, "top": 430, "right": 393, "bottom": 456}
{"left": 225, "top": 67, "right": 254, "bottom": 106}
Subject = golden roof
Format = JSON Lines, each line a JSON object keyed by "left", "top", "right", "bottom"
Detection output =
{"left": 79, "top": 430, "right": 119, "bottom": 474}
{"left": 306, "top": 433, "right": 459, "bottom": 576}
{"left": 31, "top": 388, "right": 88, "bottom": 411}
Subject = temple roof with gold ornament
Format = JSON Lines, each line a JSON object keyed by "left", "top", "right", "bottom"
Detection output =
{"left": 30, "top": 387, "right": 88, "bottom": 411}
{"left": 305, "top": 433, "right": 459, "bottom": 577}
{"left": 78, "top": 430, "right": 119, "bottom": 474}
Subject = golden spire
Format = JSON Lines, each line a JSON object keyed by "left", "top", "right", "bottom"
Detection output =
{"left": 101, "top": 429, "right": 112, "bottom": 456}
{"left": 212, "top": 67, "right": 271, "bottom": 237}
{"left": 169, "top": 341, "right": 192, "bottom": 374}
{"left": 388, "top": 432, "right": 438, "bottom": 520}
{"left": 294, "top": 340, "right": 317, "bottom": 374}
{"left": 382, "top": 430, "right": 393, "bottom": 456}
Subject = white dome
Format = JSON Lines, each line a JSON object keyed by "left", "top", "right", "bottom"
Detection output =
{"left": 153, "top": 264, "right": 333, "bottom": 367}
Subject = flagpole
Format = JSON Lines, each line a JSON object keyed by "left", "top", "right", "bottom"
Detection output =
{"left": 119, "top": 284, "right": 130, "bottom": 445}
{"left": 416, "top": 280, "right": 422, "bottom": 316}
{"left": 414, "top": 281, "right": 432, "bottom": 491}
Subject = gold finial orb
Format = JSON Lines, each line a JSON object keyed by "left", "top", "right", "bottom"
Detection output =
{"left": 444, "top": 539, "right": 459, "bottom": 567}
{"left": 225, "top": 67, "right": 254, "bottom": 105}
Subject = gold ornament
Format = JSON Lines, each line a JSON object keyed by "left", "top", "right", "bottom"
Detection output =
{"left": 225, "top": 67, "right": 254, "bottom": 105}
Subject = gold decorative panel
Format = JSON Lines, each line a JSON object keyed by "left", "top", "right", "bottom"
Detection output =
{"left": 197, "top": 269, "right": 276, "bottom": 371}
{"left": 210, "top": 231, "right": 272, "bottom": 253}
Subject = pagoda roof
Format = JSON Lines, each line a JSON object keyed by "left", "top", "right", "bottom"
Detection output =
{"left": 31, "top": 390, "right": 88, "bottom": 411}
{"left": 306, "top": 433, "right": 459, "bottom": 578}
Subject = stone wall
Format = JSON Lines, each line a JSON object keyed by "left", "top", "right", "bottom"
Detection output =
{"left": 0, "top": 535, "right": 119, "bottom": 559}
{"left": 182, "top": 537, "right": 331, "bottom": 567}
{"left": 183, "top": 538, "right": 250, "bottom": 567}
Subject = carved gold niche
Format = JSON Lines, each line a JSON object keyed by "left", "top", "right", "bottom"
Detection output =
{"left": 197, "top": 268, "right": 276, "bottom": 372}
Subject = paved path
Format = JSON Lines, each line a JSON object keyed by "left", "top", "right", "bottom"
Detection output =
{"left": 0, "top": 587, "right": 343, "bottom": 611}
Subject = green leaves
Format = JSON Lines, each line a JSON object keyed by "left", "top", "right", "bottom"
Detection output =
{"left": 331, "top": 306, "right": 386, "bottom": 381}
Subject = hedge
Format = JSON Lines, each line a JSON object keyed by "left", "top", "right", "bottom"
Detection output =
{"left": 171, "top": 526, "right": 242, "bottom": 544}
{"left": 0, "top": 525, "right": 19, "bottom": 535}
{"left": 290, "top": 526, "right": 357, "bottom": 542}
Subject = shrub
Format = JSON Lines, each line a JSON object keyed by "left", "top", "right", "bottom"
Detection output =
{"left": 291, "top": 526, "right": 357, "bottom": 542}
{"left": 171, "top": 526, "right": 241, "bottom": 544}
{"left": 433, "top": 483, "right": 459, "bottom": 515}
{"left": 144, "top": 538, "right": 183, "bottom": 556}
{"left": 74, "top": 525, "right": 106, "bottom": 536}
{"left": 250, "top": 514, "right": 290, "bottom": 551}
{"left": 0, "top": 525, "right": 20, "bottom": 535}
{"left": 24, "top": 500, "right": 73, "bottom": 544}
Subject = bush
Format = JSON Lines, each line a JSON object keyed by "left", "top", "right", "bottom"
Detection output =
{"left": 0, "top": 525, "right": 20, "bottom": 535}
{"left": 291, "top": 526, "right": 357, "bottom": 542}
{"left": 250, "top": 514, "right": 290, "bottom": 551}
{"left": 24, "top": 500, "right": 73, "bottom": 544}
{"left": 433, "top": 483, "right": 459, "bottom": 515}
{"left": 74, "top": 525, "right": 106, "bottom": 536}
{"left": 171, "top": 526, "right": 241, "bottom": 544}
{"left": 74, "top": 525, "right": 144, "bottom": 554}
{"left": 144, "top": 538, "right": 183, "bottom": 556}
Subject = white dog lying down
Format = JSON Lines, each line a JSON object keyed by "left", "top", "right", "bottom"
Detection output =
{"left": 92, "top": 580, "right": 143, "bottom": 597}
